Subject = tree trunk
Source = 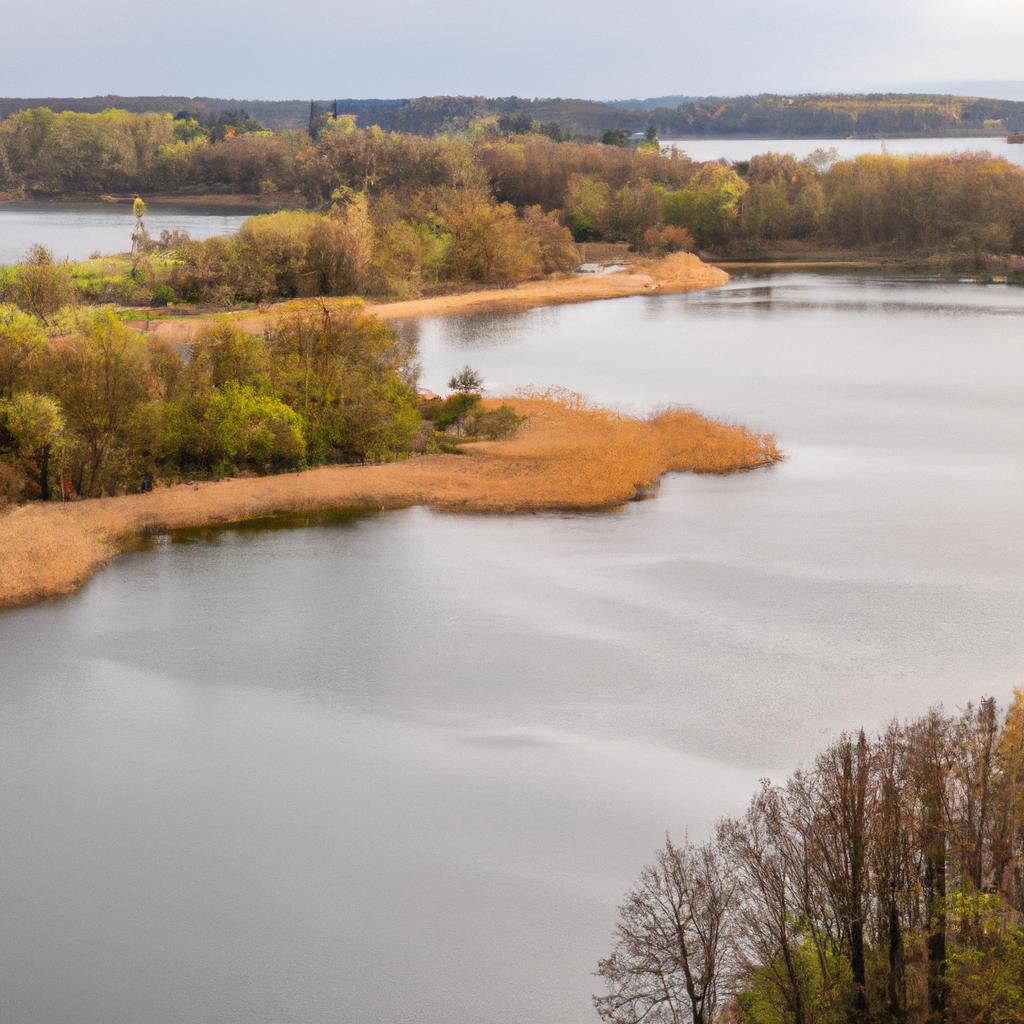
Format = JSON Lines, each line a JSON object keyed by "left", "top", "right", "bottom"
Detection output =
{"left": 886, "top": 899, "right": 905, "bottom": 1022}
{"left": 38, "top": 444, "right": 50, "bottom": 501}
{"left": 925, "top": 823, "right": 947, "bottom": 1023}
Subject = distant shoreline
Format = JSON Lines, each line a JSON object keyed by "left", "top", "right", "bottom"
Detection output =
{"left": 0, "top": 191, "right": 300, "bottom": 208}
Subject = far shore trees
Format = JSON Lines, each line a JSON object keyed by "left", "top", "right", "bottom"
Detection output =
{"left": 3, "top": 110, "right": 1024, "bottom": 315}
{"left": 3, "top": 107, "right": 1023, "bottom": 285}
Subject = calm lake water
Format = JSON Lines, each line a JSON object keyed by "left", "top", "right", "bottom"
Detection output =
{"left": 664, "top": 135, "right": 1024, "bottom": 165}
{"left": 0, "top": 202, "right": 254, "bottom": 264}
{"left": 3, "top": 275, "right": 1024, "bottom": 1023}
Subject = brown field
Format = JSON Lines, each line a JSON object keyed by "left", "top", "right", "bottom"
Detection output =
{"left": 0, "top": 391, "right": 780, "bottom": 610}
{"left": 131, "top": 252, "right": 730, "bottom": 344}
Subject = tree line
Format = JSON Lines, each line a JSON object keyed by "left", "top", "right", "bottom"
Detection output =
{"left": 4, "top": 110, "right": 1023, "bottom": 271}
{"left": 4, "top": 93, "right": 1024, "bottom": 138}
{"left": 596, "top": 695, "right": 1024, "bottom": 1024}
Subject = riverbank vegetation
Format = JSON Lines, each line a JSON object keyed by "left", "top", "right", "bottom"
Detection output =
{"left": 597, "top": 695, "right": 1024, "bottom": 1024}
{"left": 0, "top": 390, "right": 780, "bottom": 608}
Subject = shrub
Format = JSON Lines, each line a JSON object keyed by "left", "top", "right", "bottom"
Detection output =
{"left": 465, "top": 404, "right": 524, "bottom": 440}
{"left": 641, "top": 224, "right": 696, "bottom": 255}
{"left": 151, "top": 283, "right": 176, "bottom": 307}
{"left": 422, "top": 392, "right": 481, "bottom": 431}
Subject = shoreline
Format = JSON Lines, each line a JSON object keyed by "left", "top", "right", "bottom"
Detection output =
{"left": 0, "top": 393, "right": 780, "bottom": 610}
{"left": 127, "top": 252, "right": 730, "bottom": 343}
{"left": 0, "top": 191, "right": 301, "bottom": 208}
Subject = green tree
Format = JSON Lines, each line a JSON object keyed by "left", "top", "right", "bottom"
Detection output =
{"left": 268, "top": 305, "right": 419, "bottom": 464}
{"left": 0, "top": 304, "right": 47, "bottom": 398}
{"left": 0, "top": 391, "right": 64, "bottom": 499}
{"left": 564, "top": 175, "right": 612, "bottom": 240}
{"left": 190, "top": 321, "right": 272, "bottom": 390}
{"left": 664, "top": 166, "right": 748, "bottom": 248}
{"left": 448, "top": 365, "right": 484, "bottom": 394}
{"left": 198, "top": 382, "right": 305, "bottom": 472}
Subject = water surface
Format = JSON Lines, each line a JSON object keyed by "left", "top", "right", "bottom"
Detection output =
{"left": 0, "top": 202, "right": 256, "bottom": 264}
{"left": 664, "top": 135, "right": 1024, "bottom": 165}
{"left": 2, "top": 275, "right": 1024, "bottom": 1023}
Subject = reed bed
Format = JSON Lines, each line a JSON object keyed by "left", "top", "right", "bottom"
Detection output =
{"left": 0, "top": 392, "right": 779, "bottom": 609}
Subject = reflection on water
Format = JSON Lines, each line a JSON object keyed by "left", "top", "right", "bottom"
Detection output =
{"left": 2, "top": 274, "right": 1024, "bottom": 1023}
{"left": 0, "top": 201, "right": 259, "bottom": 263}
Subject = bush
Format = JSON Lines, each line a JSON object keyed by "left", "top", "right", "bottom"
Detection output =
{"left": 151, "top": 283, "right": 176, "bottom": 307}
{"left": 465, "top": 404, "right": 524, "bottom": 439}
{"left": 641, "top": 224, "right": 696, "bottom": 255}
{"left": 421, "top": 392, "right": 481, "bottom": 431}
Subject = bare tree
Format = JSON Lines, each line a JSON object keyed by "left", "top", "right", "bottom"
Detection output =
{"left": 595, "top": 837, "right": 734, "bottom": 1024}
{"left": 871, "top": 721, "right": 912, "bottom": 1022}
{"left": 907, "top": 709, "right": 953, "bottom": 1024}
{"left": 800, "top": 731, "right": 871, "bottom": 1020}
{"left": 720, "top": 783, "right": 815, "bottom": 1024}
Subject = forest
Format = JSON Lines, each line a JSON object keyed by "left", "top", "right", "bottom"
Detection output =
{"left": 596, "top": 695, "right": 1024, "bottom": 1024}
{"left": 3, "top": 93, "right": 1024, "bottom": 137}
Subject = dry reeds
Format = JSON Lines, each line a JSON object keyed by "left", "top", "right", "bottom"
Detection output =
{"left": 0, "top": 391, "right": 779, "bottom": 609}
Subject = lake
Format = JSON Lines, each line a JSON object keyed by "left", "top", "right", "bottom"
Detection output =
{"left": 0, "top": 202, "right": 256, "bottom": 265}
{"left": 663, "top": 134, "right": 1024, "bottom": 165}
{"left": 2, "top": 274, "right": 1024, "bottom": 1023}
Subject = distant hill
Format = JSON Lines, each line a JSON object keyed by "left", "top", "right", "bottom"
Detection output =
{"left": 330, "top": 93, "right": 1024, "bottom": 137}
{"left": 902, "top": 81, "right": 1024, "bottom": 102}
{"left": 605, "top": 95, "right": 697, "bottom": 110}
{"left": 0, "top": 95, "right": 311, "bottom": 129}
{"left": 3, "top": 92, "right": 1024, "bottom": 138}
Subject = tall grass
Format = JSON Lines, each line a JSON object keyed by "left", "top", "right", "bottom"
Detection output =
{"left": 0, "top": 392, "right": 779, "bottom": 609}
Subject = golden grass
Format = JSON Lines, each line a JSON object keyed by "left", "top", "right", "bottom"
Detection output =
{"left": 0, "top": 392, "right": 779, "bottom": 610}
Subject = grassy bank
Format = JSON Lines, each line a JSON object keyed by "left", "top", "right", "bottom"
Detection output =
{"left": 129, "top": 252, "right": 729, "bottom": 343}
{"left": 0, "top": 392, "right": 780, "bottom": 609}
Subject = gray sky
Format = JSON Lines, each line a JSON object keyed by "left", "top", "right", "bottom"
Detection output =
{"left": 1, "top": 0, "right": 1022, "bottom": 99}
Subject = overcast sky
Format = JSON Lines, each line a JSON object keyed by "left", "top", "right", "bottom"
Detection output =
{"left": 2, "top": 0, "right": 1022, "bottom": 99}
